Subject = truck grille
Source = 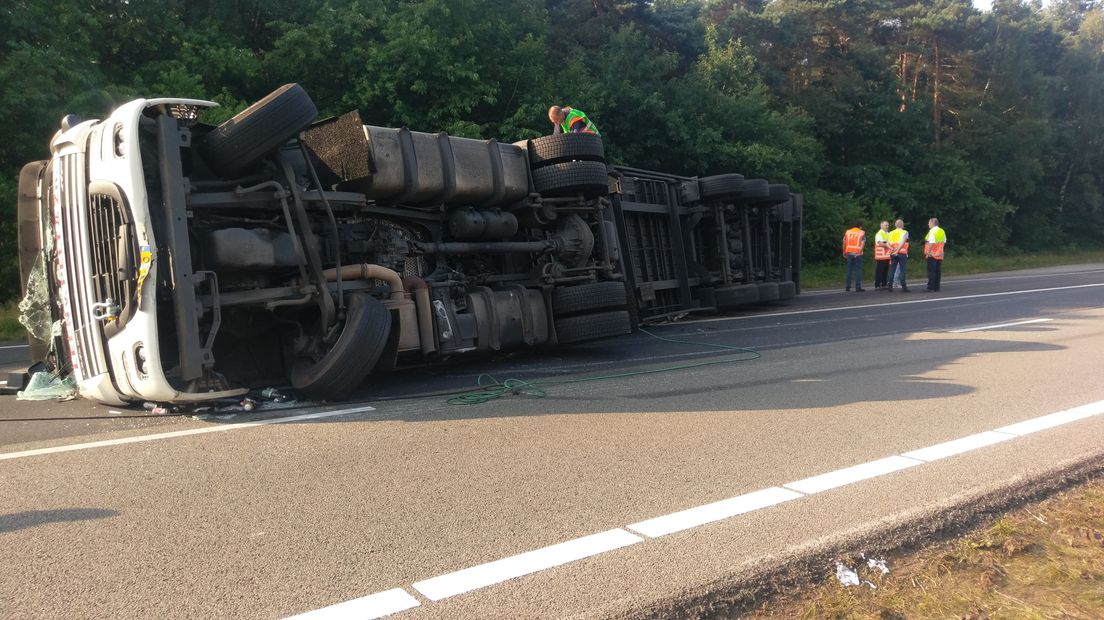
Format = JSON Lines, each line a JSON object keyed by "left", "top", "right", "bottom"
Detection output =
{"left": 53, "top": 152, "right": 108, "bottom": 380}
{"left": 88, "top": 192, "right": 136, "bottom": 316}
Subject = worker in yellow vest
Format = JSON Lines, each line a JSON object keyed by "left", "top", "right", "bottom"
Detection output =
{"left": 873, "top": 220, "right": 892, "bottom": 289}
{"left": 841, "top": 221, "right": 866, "bottom": 292}
{"left": 925, "top": 217, "right": 947, "bottom": 292}
{"left": 887, "top": 219, "right": 910, "bottom": 292}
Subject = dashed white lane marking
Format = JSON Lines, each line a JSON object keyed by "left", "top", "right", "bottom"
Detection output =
{"left": 412, "top": 529, "right": 642, "bottom": 601}
{"left": 285, "top": 588, "right": 420, "bottom": 620}
{"left": 901, "top": 431, "right": 1016, "bottom": 462}
{"left": 0, "top": 406, "right": 376, "bottom": 461}
{"left": 951, "top": 318, "right": 1053, "bottom": 333}
{"left": 292, "top": 398, "right": 1104, "bottom": 618}
{"left": 996, "top": 400, "right": 1104, "bottom": 436}
{"left": 627, "top": 487, "right": 803, "bottom": 538}
{"left": 783, "top": 455, "right": 924, "bottom": 495}
{"left": 684, "top": 282, "right": 1104, "bottom": 325}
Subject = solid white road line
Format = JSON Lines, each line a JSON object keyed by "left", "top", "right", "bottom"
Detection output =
{"left": 0, "top": 343, "right": 30, "bottom": 350}
{"left": 783, "top": 456, "right": 924, "bottom": 495}
{"left": 684, "top": 282, "right": 1104, "bottom": 325}
{"left": 284, "top": 588, "right": 420, "bottom": 620}
{"left": 411, "top": 529, "right": 642, "bottom": 601}
{"left": 800, "top": 267, "right": 1104, "bottom": 295}
{"left": 0, "top": 406, "right": 377, "bottom": 461}
{"left": 294, "top": 397, "right": 1104, "bottom": 618}
{"left": 950, "top": 318, "right": 1053, "bottom": 333}
{"left": 996, "top": 400, "right": 1104, "bottom": 436}
{"left": 627, "top": 487, "right": 803, "bottom": 538}
{"left": 901, "top": 431, "right": 1016, "bottom": 462}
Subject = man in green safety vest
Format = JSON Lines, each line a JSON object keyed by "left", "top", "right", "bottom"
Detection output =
{"left": 548, "top": 106, "right": 600, "bottom": 135}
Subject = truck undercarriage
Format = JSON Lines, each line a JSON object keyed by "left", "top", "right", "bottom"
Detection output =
{"left": 17, "top": 84, "right": 801, "bottom": 405}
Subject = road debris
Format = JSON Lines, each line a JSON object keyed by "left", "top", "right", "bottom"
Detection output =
{"left": 16, "top": 371, "right": 77, "bottom": 401}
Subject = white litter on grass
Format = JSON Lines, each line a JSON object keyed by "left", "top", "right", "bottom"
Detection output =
{"left": 866, "top": 557, "right": 890, "bottom": 574}
{"left": 835, "top": 562, "right": 860, "bottom": 586}
{"left": 836, "top": 560, "right": 881, "bottom": 589}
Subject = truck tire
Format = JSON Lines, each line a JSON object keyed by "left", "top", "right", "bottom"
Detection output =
{"left": 756, "top": 281, "right": 780, "bottom": 302}
{"left": 714, "top": 284, "right": 760, "bottom": 309}
{"left": 552, "top": 281, "right": 629, "bottom": 317}
{"left": 532, "top": 161, "right": 609, "bottom": 198}
{"left": 767, "top": 183, "right": 791, "bottom": 204}
{"left": 555, "top": 310, "right": 632, "bottom": 344}
{"left": 528, "top": 134, "right": 605, "bottom": 168}
{"left": 777, "top": 280, "right": 796, "bottom": 300}
{"left": 291, "top": 293, "right": 391, "bottom": 400}
{"left": 699, "top": 173, "right": 746, "bottom": 199}
{"left": 737, "top": 179, "right": 770, "bottom": 201}
{"left": 200, "top": 83, "right": 318, "bottom": 177}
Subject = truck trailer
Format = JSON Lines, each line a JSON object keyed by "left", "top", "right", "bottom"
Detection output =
{"left": 16, "top": 84, "right": 801, "bottom": 405}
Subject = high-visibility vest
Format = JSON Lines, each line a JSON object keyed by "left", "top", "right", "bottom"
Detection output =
{"left": 925, "top": 226, "right": 946, "bottom": 260}
{"left": 561, "top": 108, "right": 600, "bottom": 135}
{"left": 889, "top": 229, "right": 909, "bottom": 255}
{"left": 843, "top": 228, "right": 865, "bottom": 254}
{"left": 874, "top": 230, "right": 891, "bottom": 260}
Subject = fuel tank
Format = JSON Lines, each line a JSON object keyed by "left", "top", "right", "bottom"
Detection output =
{"left": 302, "top": 110, "right": 529, "bottom": 207}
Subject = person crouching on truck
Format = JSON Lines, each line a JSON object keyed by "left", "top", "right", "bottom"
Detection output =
{"left": 873, "top": 220, "right": 892, "bottom": 289}
{"left": 548, "top": 106, "right": 600, "bottom": 135}
{"left": 842, "top": 221, "right": 866, "bottom": 292}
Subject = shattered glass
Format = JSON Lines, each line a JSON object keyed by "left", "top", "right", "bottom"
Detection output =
{"left": 16, "top": 371, "right": 77, "bottom": 401}
{"left": 18, "top": 253, "right": 55, "bottom": 342}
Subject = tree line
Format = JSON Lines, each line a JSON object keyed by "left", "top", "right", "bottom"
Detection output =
{"left": 2, "top": 0, "right": 1102, "bottom": 301}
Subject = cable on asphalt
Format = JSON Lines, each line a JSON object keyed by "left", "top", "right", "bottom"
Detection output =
{"left": 446, "top": 328, "right": 761, "bottom": 406}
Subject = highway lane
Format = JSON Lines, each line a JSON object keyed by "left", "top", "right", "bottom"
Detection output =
{"left": 1, "top": 264, "right": 1103, "bottom": 619}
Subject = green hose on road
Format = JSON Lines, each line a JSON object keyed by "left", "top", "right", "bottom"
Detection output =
{"left": 446, "top": 328, "right": 762, "bottom": 405}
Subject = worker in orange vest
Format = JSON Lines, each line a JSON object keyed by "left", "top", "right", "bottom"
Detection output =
{"left": 873, "top": 220, "right": 892, "bottom": 289}
{"left": 842, "top": 221, "right": 866, "bottom": 292}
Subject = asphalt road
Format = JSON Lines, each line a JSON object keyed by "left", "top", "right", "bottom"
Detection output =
{"left": 2, "top": 264, "right": 1104, "bottom": 619}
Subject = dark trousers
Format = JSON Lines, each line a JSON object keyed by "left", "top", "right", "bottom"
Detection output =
{"left": 874, "top": 260, "right": 890, "bottom": 288}
{"left": 927, "top": 258, "right": 942, "bottom": 291}
{"left": 889, "top": 254, "right": 908, "bottom": 290}
{"left": 845, "top": 254, "right": 863, "bottom": 289}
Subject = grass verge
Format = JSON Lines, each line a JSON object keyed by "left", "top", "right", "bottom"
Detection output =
{"left": 801, "top": 249, "right": 1104, "bottom": 290}
{"left": 0, "top": 301, "right": 25, "bottom": 342}
{"left": 744, "top": 476, "right": 1104, "bottom": 619}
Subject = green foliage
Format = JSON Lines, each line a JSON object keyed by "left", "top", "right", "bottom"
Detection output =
{"left": 2, "top": 0, "right": 1104, "bottom": 302}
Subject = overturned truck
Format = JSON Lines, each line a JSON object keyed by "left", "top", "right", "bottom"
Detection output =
{"left": 17, "top": 84, "right": 802, "bottom": 405}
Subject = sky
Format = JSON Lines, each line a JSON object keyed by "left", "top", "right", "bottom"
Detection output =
{"left": 974, "top": 0, "right": 993, "bottom": 9}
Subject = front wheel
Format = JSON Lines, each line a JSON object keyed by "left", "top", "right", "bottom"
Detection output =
{"left": 291, "top": 294, "right": 391, "bottom": 400}
{"left": 200, "top": 83, "right": 318, "bottom": 177}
